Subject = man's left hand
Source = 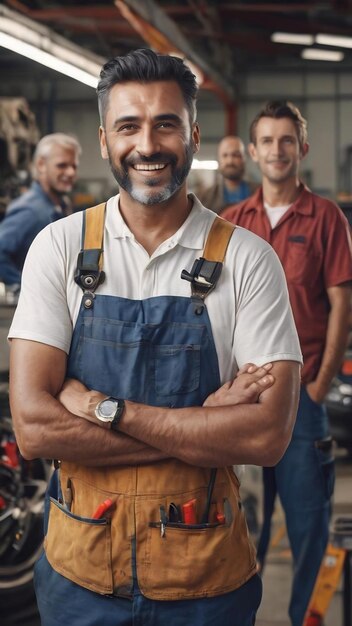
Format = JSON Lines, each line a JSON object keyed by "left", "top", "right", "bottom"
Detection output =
{"left": 203, "top": 362, "right": 275, "bottom": 407}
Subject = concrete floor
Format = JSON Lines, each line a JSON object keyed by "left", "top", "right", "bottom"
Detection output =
{"left": 252, "top": 450, "right": 352, "bottom": 626}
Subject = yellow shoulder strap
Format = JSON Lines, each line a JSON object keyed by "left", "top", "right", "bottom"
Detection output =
{"left": 203, "top": 216, "right": 236, "bottom": 262}
{"left": 83, "top": 202, "right": 106, "bottom": 270}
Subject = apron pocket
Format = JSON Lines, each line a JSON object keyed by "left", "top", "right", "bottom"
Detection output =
{"left": 45, "top": 498, "right": 113, "bottom": 595}
{"left": 137, "top": 506, "right": 256, "bottom": 600}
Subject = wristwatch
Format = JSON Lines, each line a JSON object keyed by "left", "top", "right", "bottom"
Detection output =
{"left": 94, "top": 397, "right": 125, "bottom": 431}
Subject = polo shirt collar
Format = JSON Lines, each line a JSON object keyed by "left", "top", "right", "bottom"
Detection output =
{"left": 107, "top": 192, "right": 207, "bottom": 252}
{"left": 243, "top": 182, "right": 314, "bottom": 217}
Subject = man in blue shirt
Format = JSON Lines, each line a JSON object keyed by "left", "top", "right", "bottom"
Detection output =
{"left": 0, "top": 133, "right": 81, "bottom": 290}
{"left": 198, "top": 136, "right": 257, "bottom": 214}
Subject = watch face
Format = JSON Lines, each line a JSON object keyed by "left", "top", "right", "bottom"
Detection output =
{"left": 98, "top": 399, "right": 117, "bottom": 419}
{"left": 95, "top": 397, "right": 124, "bottom": 429}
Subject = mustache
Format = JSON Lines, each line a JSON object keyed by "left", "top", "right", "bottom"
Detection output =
{"left": 125, "top": 152, "right": 177, "bottom": 167}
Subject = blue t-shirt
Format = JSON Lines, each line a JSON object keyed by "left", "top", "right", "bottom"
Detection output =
{"left": 223, "top": 181, "right": 251, "bottom": 205}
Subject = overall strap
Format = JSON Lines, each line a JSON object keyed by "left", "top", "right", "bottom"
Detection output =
{"left": 74, "top": 203, "right": 106, "bottom": 309}
{"left": 181, "top": 216, "right": 236, "bottom": 315}
{"left": 203, "top": 216, "right": 235, "bottom": 261}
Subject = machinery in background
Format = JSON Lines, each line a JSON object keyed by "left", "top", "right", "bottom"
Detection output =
{"left": 0, "top": 406, "right": 50, "bottom": 626}
{"left": 326, "top": 382, "right": 352, "bottom": 454}
{"left": 325, "top": 351, "right": 352, "bottom": 456}
{"left": 0, "top": 98, "right": 39, "bottom": 218}
{"left": 0, "top": 295, "right": 49, "bottom": 625}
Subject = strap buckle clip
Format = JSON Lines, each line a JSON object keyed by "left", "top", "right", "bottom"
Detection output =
{"left": 181, "top": 257, "right": 223, "bottom": 298}
{"left": 74, "top": 250, "right": 105, "bottom": 294}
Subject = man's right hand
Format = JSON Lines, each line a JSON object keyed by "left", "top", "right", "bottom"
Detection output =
{"left": 203, "top": 363, "right": 274, "bottom": 407}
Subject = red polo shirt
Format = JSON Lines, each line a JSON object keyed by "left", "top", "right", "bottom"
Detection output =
{"left": 222, "top": 185, "right": 352, "bottom": 383}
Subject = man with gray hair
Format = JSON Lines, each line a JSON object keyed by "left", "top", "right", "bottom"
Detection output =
{"left": 0, "top": 132, "right": 81, "bottom": 290}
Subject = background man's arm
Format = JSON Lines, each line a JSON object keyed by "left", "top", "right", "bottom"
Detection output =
{"left": 0, "top": 210, "right": 24, "bottom": 285}
{"left": 307, "top": 283, "right": 352, "bottom": 403}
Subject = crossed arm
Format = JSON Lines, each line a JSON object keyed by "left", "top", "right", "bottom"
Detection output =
{"left": 10, "top": 338, "right": 300, "bottom": 468}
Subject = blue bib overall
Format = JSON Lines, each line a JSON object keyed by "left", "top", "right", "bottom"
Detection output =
{"left": 34, "top": 211, "right": 262, "bottom": 626}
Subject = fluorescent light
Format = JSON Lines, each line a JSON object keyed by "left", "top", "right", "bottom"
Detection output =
{"left": 0, "top": 7, "right": 104, "bottom": 87}
{"left": 316, "top": 34, "right": 352, "bottom": 49}
{"left": 301, "top": 48, "right": 344, "bottom": 62}
{"left": 0, "top": 33, "right": 99, "bottom": 87}
{"left": 271, "top": 32, "right": 314, "bottom": 46}
{"left": 191, "top": 159, "right": 218, "bottom": 171}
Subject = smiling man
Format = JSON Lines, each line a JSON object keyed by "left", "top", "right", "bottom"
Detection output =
{"left": 222, "top": 101, "right": 352, "bottom": 626}
{"left": 9, "top": 54, "right": 302, "bottom": 626}
{"left": 0, "top": 133, "right": 81, "bottom": 290}
{"left": 102, "top": 81, "right": 195, "bottom": 207}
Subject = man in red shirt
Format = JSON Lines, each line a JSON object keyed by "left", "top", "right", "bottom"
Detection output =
{"left": 222, "top": 100, "right": 352, "bottom": 626}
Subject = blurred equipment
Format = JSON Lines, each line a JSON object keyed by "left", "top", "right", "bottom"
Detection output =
{"left": 0, "top": 393, "right": 50, "bottom": 625}
{"left": 325, "top": 351, "right": 352, "bottom": 455}
{"left": 304, "top": 518, "right": 352, "bottom": 626}
{"left": 0, "top": 292, "right": 49, "bottom": 625}
{"left": 0, "top": 98, "right": 39, "bottom": 217}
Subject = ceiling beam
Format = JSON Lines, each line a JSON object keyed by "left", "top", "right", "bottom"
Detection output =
{"left": 186, "top": 0, "right": 235, "bottom": 78}
{"left": 6, "top": 3, "right": 122, "bottom": 21}
{"left": 181, "top": 27, "right": 293, "bottom": 56}
{"left": 231, "top": 10, "right": 352, "bottom": 37}
{"left": 163, "top": 1, "right": 352, "bottom": 20}
{"left": 114, "top": 0, "right": 236, "bottom": 103}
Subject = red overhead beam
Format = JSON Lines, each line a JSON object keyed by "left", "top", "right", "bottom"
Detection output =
{"left": 6, "top": 1, "right": 121, "bottom": 20}
{"left": 181, "top": 27, "right": 293, "bottom": 56}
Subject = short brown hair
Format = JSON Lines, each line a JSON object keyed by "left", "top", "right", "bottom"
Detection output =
{"left": 250, "top": 100, "right": 308, "bottom": 151}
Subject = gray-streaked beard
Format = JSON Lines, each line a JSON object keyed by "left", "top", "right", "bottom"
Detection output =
{"left": 108, "top": 141, "right": 194, "bottom": 206}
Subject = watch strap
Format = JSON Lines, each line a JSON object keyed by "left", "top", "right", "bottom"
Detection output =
{"left": 110, "top": 398, "right": 125, "bottom": 431}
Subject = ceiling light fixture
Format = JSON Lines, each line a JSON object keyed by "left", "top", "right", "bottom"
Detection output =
{"left": 271, "top": 32, "right": 314, "bottom": 46}
{"left": 316, "top": 34, "right": 352, "bottom": 49}
{"left": 301, "top": 48, "right": 344, "bottom": 62}
{"left": 0, "top": 7, "right": 105, "bottom": 88}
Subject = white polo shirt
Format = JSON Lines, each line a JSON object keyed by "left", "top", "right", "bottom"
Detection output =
{"left": 9, "top": 194, "right": 302, "bottom": 382}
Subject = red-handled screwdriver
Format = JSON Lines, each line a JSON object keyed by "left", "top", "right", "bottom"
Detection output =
{"left": 182, "top": 498, "right": 197, "bottom": 524}
{"left": 92, "top": 497, "right": 116, "bottom": 519}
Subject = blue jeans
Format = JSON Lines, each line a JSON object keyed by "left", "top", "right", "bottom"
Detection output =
{"left": 34, "top": 552, "right": 262, "bottom": 626}
{"left": 257, "top": 387, "right": 334, "bottom": 626}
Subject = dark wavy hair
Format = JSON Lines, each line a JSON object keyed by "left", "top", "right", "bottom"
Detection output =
{"left": 250, "top": 100, "right": 308, "bottom": 151}
{"left": 97, "top": 48, "right": 198, "bottom": 127}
